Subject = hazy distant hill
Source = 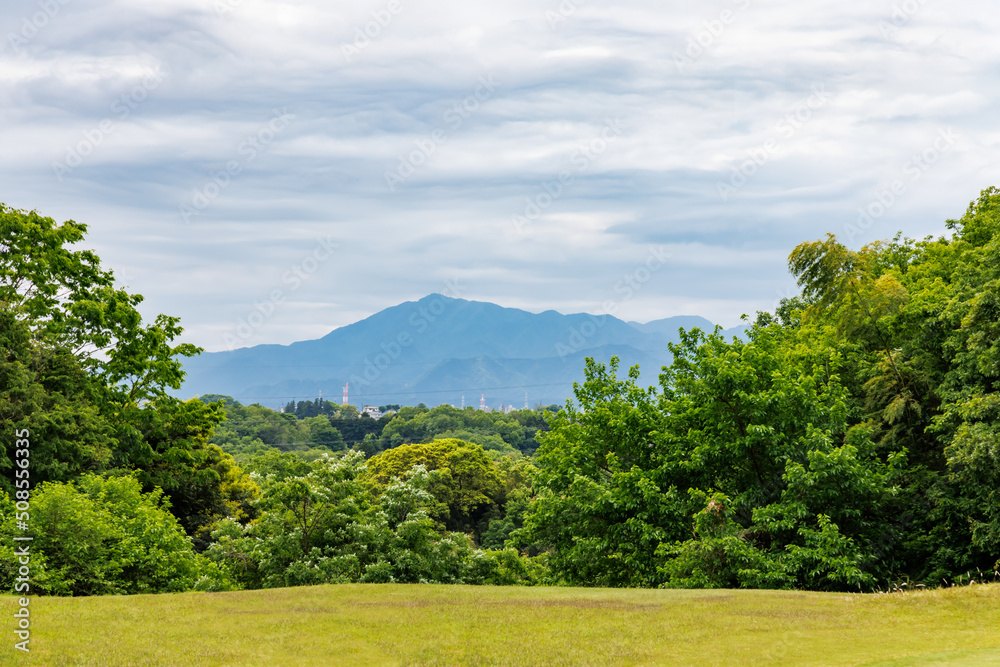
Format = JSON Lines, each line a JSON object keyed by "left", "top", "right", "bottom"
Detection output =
{"left": 628, "top": 315, "right": 712, "bottom": 335}
{"left": 177, "top": 294, "right": 746, "bottom": 409}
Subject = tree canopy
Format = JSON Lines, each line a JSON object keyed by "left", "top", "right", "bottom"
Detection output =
{"left": 517, "top": 187, "right": 1000, "bottom": 590}
{"left": 1, "top": 205, "right": 251, "bottom": 554}
{"left": 5, "top": 189, "right": 1000, "bottom": 595}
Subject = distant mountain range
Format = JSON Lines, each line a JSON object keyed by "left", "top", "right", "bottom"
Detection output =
{"left": 177, "top": 294, "right": 748, "bottom": 410}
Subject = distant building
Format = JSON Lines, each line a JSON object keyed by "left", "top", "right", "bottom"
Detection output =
{"left": 361, "top": 405, "right": 383, "bottom": 420}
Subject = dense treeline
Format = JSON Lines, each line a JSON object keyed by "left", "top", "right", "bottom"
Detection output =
{"left": 0, "top": 205, "right": 250, "bottom": 585}
{"left": 374, "top": 403, "right": 552, "bottom": 455}
{"left": 0, "top": 205, "right": 547, "bottom": 593}
{"left": 3, "top": 188, "right": 999, "bottom": 595}
{"left": 206, "top": 396, "right": 552, "bottom": 460}
{"left": 207, "top": 442, "right": 543, "bottom": 588}
{"left": 203, "top": 394, "right": 353, "bottom": 460}
{"left": 515, "top": 187, "right": 1000, "bottom": 590}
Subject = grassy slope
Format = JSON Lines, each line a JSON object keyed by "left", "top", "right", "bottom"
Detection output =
{"left": 2, "top": 584, "right": 999, "bottom": 666}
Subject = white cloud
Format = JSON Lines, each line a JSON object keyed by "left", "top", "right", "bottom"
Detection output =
{"left": 2, "top": 0, "right": 998, "bottom": 351}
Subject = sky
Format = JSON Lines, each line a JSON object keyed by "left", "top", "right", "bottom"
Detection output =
{"left": 3, "top": 0, "right": 998, "bottom": 353}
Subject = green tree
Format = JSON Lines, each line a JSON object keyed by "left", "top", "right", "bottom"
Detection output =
{"left": 366, "top": 438, "right": 503, "bottom": 537}
{"left": 1, "top": 205, "right": 252, "bottom": 548}
{"left": 0, "top": 309, "right": 115, "bottom": 491}
{"left": 783, "top": 186, "right": 1000, "bottom": 583}
{"left": 0, "top": 204, "right": 198, "bottom": 408}
{"left": 206, "top": 452, "right": 540, "bottom": 588}
{"left": 303, "top": 415, "right": 345, "bottom": 450}
{"left": 376, "top": 404, "right": 546, "bottom": 454}
{"left": 519, "top": 324, "right": 898, "bottom": 590}
{"left": 515, "top": 357, "right": 684, "bottom": 587}
{"left": 0, "top": 474, "right": 232, "bottom": 595}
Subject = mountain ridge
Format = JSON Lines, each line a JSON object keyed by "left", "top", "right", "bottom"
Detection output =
{"left": 177, "top": 294, "right": 747, "bottom": 409}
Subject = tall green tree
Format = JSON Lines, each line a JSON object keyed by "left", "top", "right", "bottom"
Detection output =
{"left": 518, "top": 323, "right": 899, "bottom": 591}
{"left": 783, "top": 186, "right": 1000, "bottom": 582}
{"left": 1, "top": 205, "right": 250, "bottom": 544}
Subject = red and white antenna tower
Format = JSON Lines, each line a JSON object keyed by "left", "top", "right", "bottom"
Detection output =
{"left": 480, "top": 393, "right": 486, "bottom": 410}
{"left": 342, "top": 382, "right": 349, "bottom": 405}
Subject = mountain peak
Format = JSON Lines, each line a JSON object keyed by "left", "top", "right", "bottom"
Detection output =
{"left": 179, "top": 296, "right": 742, "bottom": 409}
{"left": 416, "top": 292, "right": 459, "bottom": 302}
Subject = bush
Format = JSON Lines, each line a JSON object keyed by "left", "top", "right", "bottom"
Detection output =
{"left": 0, "top": 474, "right": 233, "bottom": 595}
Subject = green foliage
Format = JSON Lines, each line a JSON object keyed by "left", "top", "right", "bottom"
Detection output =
{"left": 205, "top": 452, "right": 542, "bottom": 588}
{"left": 944, "top": 416, "right": 1000, "bottom": 558}
{"left": 519, "top": 187, "right": 1000, "bottom": 591}
{"left": 0, "top": 309, "right": 115, "bottom": 490}
{"left": 8, "top": 189, "right": 1000, "bottom": 597}
{"left": 788, "top": 187, "right": 1000, "bottom": 582}
{"left": 366, "top": 438, "right": 504, "bottom": 537}
{"left": 657, "top": 492, "right": 789, "bottom": 590}
{"left": 0, "top": 204, "right": 198, "bottom": 406}
{"left": 479, "top": 455, "right": 538, "bottom": 550}
{"left": 514, "top": 357, "right": 695, "bottom": 587}
{"left": 242, "top": 449, "right": 314, "bottom": 481}
{"left": 329, "top": 410, "right": 387, "bottom": 447}
{"left": 1, "top": 206, "right": 256, "bottom": 574}
{"left": 281, "top": 397, "right": 341, "bottom": 419}
{"left": 518, "top": 328, "right": 896, "bottom": 590}
{"left": 200, "top": 396, "right": 348, "bottom": 461}
{"left": 0, "top": 474, "right": 233, "bottom": 595}
{"left": 376, "top": 404, "right": 549, "bottom": 454}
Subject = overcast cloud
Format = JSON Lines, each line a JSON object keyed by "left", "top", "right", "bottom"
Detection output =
{"left": 3, "top": 0, "right": 998, "bottom": 351}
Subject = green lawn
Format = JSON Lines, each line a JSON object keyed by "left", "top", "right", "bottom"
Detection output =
{"left": 2, "top": 583, "right": 999, "bottom": 665}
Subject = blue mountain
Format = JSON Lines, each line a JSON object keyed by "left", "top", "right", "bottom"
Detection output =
{"left": 177, "top": 294, "right": 745, "bottom": 409}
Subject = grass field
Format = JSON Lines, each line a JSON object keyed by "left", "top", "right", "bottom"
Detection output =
{"left": 2, "top": 583, "right": 999, "bottom": 665}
